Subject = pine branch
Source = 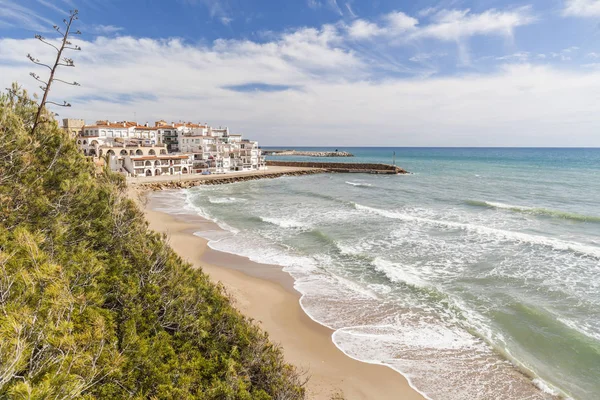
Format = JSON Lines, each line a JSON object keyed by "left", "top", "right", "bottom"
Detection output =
{"left": 30, "top": 9, "right": 81, "bottom": 134}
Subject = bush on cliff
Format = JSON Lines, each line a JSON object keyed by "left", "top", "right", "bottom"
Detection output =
{"left": 0, "top": 86, "right": 305, "bottom": 399}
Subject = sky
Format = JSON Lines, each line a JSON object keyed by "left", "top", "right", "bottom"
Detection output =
{"left": 1, "top": 0, "right": 600, "bottom": 146}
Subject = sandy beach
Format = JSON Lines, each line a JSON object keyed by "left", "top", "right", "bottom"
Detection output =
{"left": 131, "top": 186, "right": 424, "bottom": 400}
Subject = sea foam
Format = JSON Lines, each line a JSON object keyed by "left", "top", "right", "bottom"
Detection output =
{"left": 466, "top": 200, "right": 600, "bottom": 223}
{"left": 354, "top": 203, "right": 600, "bottom": 258}
{"left": 345, "top": 181, "right": 373, "bottom": 187}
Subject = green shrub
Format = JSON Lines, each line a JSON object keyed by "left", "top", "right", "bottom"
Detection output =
{"left": 0, "top": 85, "right": 305, "bottom": 399}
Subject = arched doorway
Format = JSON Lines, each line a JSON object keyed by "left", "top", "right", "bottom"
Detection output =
{"left": 149, "top": 149, "right": 156, "bottom": 155}
{"left": 182, "top": 167, "right": 189, "bottom": 174}
{"left": 136, "top": 149, "right": 143, "bottom": 155}
{"left": 120, "top": 149, "right": 128, "bottom": 156}
{"left": 155, "top": 169, "right": 161, "bottom": 176}
{"left": 145, "top": 169, "right": 152, "bottom": 176}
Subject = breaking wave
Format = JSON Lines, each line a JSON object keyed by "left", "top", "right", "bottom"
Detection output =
{"left": 466, "top": 200, "right": 600, "bottom": 223}
{"left": 355, "top": 203, "right": 600, "bottom": 259}
{"left": 345, "top": 181, "right": 373, "bottom": 187}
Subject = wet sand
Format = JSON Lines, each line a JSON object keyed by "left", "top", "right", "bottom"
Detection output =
{"left": 132, "top": 187, "right": 425, "bottom": 400}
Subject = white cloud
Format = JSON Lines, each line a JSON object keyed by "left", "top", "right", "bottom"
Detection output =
{"left": 307, "top": 0, "right": 321, "bottom": 10}
{"left": 345, "top": 2, "right": 357, "bottom": 18}
{"left": 384, "top": 11, "right": 419, "bottom": 34}
{"left": 36, "top": 0, "right": 68, "bottom": 15}
{"left": 496, "top": 51, "right": 530, "bottom": 62}
{"left": 563, "top": 0, "right": 600, "bottom": 17}
{"left": 544, "top": 47, "right": 579, "bottom": 61}
{"left": 308, "top": 0, "right": 354, "bottom": 17}
{"left": 409, "top": 52, "right": 447, "bottom": 63}
{"left": 0, "top": 0, "right": 56, "bottom": 31}
{"left": 2, "top": 32, "right": 599, "bottom": 147}
{"left": 347, "top": 19, "right": 385, "bottom": 39}
{"left": 182, "top": 0, "right": 233, "bottom": 25}
{"left": 418, "top": 7, "right": 439, "bottom": 18}
{"left": 89, "top": 25, "right": 124, "bottom": 35}
{"left": 328, "top": 0, "right": 344, "bottom": 16}
{"left": 413, "top": 7, "right": 536, "bottom": 41}
{"left": 344, "top": 7, "right": 534, "bottom": 44}
{"left": 345, "top": 11, "right": 417, "bottom": 39}
{"left": 343, "top": 7, "right": 534, "bottom": 65}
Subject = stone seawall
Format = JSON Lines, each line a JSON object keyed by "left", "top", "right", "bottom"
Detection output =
{"left": 135, "top": 169, "right": 325, "bottom": 191}
{"left": 265, "top": 150, "right": 354, "bottom": 157}
{"left": 266, "top": 161, "right": 408, "bottom": 174}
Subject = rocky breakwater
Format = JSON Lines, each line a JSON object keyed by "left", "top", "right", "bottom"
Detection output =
{"left": 266, "top": 161, "right": 408, "bottom": 174}
{"left": 135, "top": 169, "right": 325, "bottom": 191}
{"left": 266, "top": 150, "right": 354, "bottom": 157}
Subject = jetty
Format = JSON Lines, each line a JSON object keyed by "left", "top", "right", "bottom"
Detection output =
{"left": 263, "top": 149, "right": 354, "bottom": 157}
{"left": 266, "top": 161, "right": 407, "bottom": 174}
{"left": 129, "top": 166, "right": 323, "bottom": 191}
{"left": 131, "top": 163, "right": 407, "bottom": 191}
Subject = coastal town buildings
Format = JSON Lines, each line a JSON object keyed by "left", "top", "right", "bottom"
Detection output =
{"left": 69, "top": 119, "right": 265, "bottom": 177}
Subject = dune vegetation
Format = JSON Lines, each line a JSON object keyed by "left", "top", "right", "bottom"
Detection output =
{"left": 0, "top": 86, "right": 305, "bottom": 399}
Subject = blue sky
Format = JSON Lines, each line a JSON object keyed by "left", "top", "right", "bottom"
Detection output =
{"left": 1, "top": 0, "right": 600, "bottom": 146}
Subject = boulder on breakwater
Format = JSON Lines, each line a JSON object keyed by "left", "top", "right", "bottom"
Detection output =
{"left": 135, "top": 169, "right": 325, "bottom": 191}
{"left": 266, "top": 161, "right": 408, "bottom": 174}
{"left": 264, "top": 150, "right": 354, "bottom": 157}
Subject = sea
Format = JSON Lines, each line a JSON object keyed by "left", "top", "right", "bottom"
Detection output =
{"left": 155, "top": 147, "right": 600, "bottom": 400}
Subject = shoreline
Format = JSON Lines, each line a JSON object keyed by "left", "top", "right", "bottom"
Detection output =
{"left": 131, "top": 186, "right": 425, "bottom": 400}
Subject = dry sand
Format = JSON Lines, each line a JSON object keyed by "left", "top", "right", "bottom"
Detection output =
{"left": 131, "top": 186, "right": 425, "bottom": 400}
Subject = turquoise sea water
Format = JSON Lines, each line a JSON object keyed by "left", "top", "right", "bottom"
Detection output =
{"left": 161, "top": 148, "right": 600, "bottom": 399}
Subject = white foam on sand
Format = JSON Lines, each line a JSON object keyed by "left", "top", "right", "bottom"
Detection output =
{"left": 153, "top": 189, "right": 563, "bottom": 400}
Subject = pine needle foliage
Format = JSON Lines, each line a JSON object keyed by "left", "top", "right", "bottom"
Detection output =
{"left": 0, "top": 85, "right": 306, "bottom": 399}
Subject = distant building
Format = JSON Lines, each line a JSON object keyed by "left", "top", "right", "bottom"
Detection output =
{"left": 73, "top": 118, "right": 265, "bottom": 176}
{"left": 62, "top": 118, "right": 85, "bottom": 137}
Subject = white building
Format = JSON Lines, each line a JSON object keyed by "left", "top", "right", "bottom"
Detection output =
{"left": 74, "top": 118, "right": 266, "bottom": 176}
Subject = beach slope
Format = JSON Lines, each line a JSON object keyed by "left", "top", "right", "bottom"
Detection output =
{"left": 137, "top": 188, "right": 424, "bottom": 400}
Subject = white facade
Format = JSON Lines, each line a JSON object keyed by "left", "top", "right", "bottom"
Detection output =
{"left": 76, "top": 119, "right": 266, "bottom": 175}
